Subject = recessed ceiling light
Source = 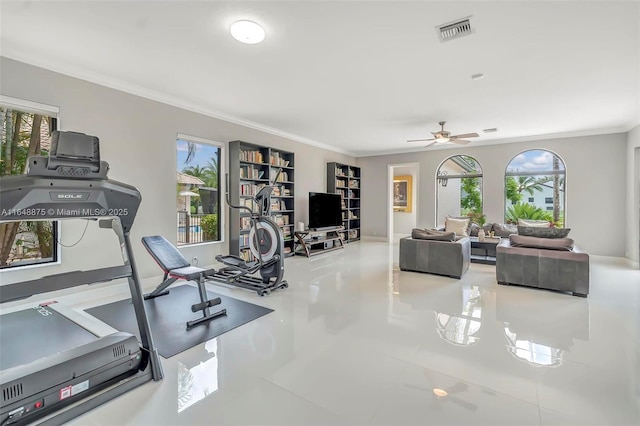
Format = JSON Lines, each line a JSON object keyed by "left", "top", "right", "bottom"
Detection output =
{"left": 471, "top": 73, "right": 484, "bottom": 80}
{"left": 230, "top": 20, "right": 265, "bottom": 44}
{"left": 483, "top": 128, "right": 498, "bottom": 133}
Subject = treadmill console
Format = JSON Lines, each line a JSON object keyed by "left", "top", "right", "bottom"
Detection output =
{"left": 27, "top": 131, "right": 109, "bottom": 179}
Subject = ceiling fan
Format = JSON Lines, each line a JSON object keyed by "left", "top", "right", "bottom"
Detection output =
{"left": 407, "top": 121, "right": 479, "bottom": 147}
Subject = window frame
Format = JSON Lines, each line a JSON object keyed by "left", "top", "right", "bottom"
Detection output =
{"left": 435, "top": 155, "right": 484, "bottom": 227}
{"left": 0, "top": 95, "right": 62, "bottom": 271}
{"left": 504, "top": 149, "right": 567, "bottom": 227}
{"left": 176, "top": 133, "right": 225, "bottom": 246}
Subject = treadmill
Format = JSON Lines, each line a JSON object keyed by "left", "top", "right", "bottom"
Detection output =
{"left": 0, "top": 131, "right": 163, "bottom": 425}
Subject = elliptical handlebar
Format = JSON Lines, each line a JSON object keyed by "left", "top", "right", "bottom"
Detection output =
{"left": 225, "top": 173, "right": 254, "bottom": 216}
{"left": 224, "top": 168, "right": 283, "bottom": 217}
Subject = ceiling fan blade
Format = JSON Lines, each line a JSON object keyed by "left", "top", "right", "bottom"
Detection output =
{"left": 451, "top": 132, "right": 479, "bottom": 139}
{"left": 450, "top": 139, "right": 471, "bottom": 145}
{"left": 424, "top": 141, "right": 438, "bottom": 148}
{"left": 407, "top": 138, "right": 435, "bottom": 142}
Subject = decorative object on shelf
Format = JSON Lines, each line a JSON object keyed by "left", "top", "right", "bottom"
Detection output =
{"left": 478, "top": 227, "right": 486, "bottom": 242}
{"left": 393, "top": 175, "right": 413, "bottom": 212}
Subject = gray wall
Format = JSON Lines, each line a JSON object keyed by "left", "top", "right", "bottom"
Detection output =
{"left": 358, "top": 133, "right": 628, "bottom": 257}
{"left": 0, "top": 57, "right": 354, "bottom": 285}
{"left": 627, "top": 124, "right": 640, "bottom": 264}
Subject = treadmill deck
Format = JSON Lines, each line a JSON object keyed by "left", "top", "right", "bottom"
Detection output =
{"left": 0, "top": 305, "right": 97, "bottom": 371}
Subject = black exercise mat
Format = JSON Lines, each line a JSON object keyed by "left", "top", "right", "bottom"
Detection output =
{"left": 85, "top": 285, "right": 273, "bottom": 358}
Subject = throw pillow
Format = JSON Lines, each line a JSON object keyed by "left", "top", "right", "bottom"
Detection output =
{"left": 492, "top": 223, "right": 518, "bottom": 237}
{"left": 517, "top": 226, "right": 571, "bottom": 239}
{"left": 445, "top": 216, "right": 470, "bottom": 237}
{"left": 509, "top": 234, "right": 575, "bottom": 251}
{"left": 448, "top": 216, "right": 472, "bottom": 235}
{"left": 469, "top": 222, "right": 480, "bottom": 237}
{"left": 518, "top": 219, "right": 551, "bottom": 227}
{"left": 411, "top": 228, "right": 455, "bottom": 242}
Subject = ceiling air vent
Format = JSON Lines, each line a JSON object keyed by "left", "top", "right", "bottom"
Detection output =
{"left": 437, "top": 17, "right": 473, "bottom": 42}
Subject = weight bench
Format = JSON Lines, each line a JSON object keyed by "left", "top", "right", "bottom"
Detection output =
{"left": 141, "top": 235, "right": 226, "bottom": 328}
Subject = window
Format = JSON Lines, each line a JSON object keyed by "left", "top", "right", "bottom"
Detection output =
{"left": 505, "top": 149, "right": 566, "bottom": 227}
{"left": 176, "top": 135, "right": 222, "bottom": 245}
{"left": 1, "top": 97, "right": 59, "bottom": 270}
{"left": 436, "top": 155, "right": 483, "bottom": 226}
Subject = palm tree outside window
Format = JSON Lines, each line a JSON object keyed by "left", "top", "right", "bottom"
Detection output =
{"left": 504, "top": 149, "right": 566, "bottom": 227}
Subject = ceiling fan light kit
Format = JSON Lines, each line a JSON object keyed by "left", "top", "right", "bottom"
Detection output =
{"left": 407, "top": 121, "right": 479, "bottom": 147}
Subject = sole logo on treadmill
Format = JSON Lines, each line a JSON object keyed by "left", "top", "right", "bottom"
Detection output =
{"left": 33, "top": 306, "right": 52, "bottom": 317}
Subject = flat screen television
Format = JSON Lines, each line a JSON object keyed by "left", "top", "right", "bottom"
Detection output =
{"left": 308, "top": 192, "right": 342, "bottom": 230}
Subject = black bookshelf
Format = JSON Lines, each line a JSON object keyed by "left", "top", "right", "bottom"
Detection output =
{"left": 229, "top": 141, "right": 295, "bottom": 260}
{"left": 327, "top": 162, "right": 361, "bottom": 243}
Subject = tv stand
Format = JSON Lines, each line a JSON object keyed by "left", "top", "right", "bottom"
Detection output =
{"left": 294, "top": 228, "right": 345, "bottom": 257}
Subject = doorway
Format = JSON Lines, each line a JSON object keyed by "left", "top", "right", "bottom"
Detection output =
{"left": 388, "top": 163, "right": 419, "bottom": 242}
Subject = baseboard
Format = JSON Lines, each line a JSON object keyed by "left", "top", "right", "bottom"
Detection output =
{"left": 360, "top": 235, "right": 389, "bottom": 242}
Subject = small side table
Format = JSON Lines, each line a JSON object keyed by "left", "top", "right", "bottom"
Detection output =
{"left": 469, "top": 236, "right": 501, "bottom": 265}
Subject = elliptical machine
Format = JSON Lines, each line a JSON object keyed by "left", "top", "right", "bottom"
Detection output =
{"left": 208, "top": 170, "right": 288, "bottom": 296}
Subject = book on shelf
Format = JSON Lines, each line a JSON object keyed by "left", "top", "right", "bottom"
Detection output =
{"left": 270, "top": 169, "right": 289, "bottom": 182}
{"left": 240, "top": 149, "right": 264, "bottom": 164}
{"left": 239, "top": 165, "right": 265, "bottom": 180}
{"left": 270, "top": 152, "right": 291, "bottom": 167}
{"left": 271, "top": 214, "right": 285, "bottom": 226}
{"left": 240, "top": 248, "right": 255, "bottom": 262}
{"left": 240, "top": 217, "right": 251, "bottom": 230}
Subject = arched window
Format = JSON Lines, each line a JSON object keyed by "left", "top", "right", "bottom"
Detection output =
{"left": 436, "top": 155, "right": 483, "bottom": 226}
{"left": 504, "top": 149, "right": 566, "bottom": 227}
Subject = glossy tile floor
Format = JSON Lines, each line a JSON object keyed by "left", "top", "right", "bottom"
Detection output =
{"left": 27, "top": 240, "right": 640, "bottom": 424}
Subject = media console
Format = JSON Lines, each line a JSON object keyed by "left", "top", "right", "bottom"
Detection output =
{"left": 294, "top": 227, "right": 345, "bottom": 257}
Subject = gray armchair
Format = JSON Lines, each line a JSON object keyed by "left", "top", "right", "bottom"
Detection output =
{"left": 496, "top": 235, "right": 589, "bottom": 297}
{"left": 399, "top": 236, "right": 471, "bottom": 279}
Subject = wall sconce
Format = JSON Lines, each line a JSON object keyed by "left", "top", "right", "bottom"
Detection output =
{"left": 437, "top": 171, "right": 448, "bottom": 187}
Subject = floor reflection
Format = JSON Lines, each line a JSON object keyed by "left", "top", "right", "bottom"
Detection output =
{"left": 496, "top": 287, "right": 590, "bottom": 366}
{"left": 177, "top": 339, "right": 219, "bottom": 413}
{"left": 435, "top": 286, "right": 483, "bottom": 346}
{"left": 504, "top": 326, "right": 563, "bottom": 366}
{"left": 404, "top": 371, "right": 478, "bottom": 412}
{"left": 307, "top": 259, "right": 361, "bottom": 334}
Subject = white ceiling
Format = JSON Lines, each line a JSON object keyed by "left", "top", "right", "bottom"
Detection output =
{"left": 1, "top": 1, "right": 639, "bottom": 156}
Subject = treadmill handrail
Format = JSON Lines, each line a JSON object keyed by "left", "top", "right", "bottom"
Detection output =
{"left": 0, "top": 265, "right": 132, "bottom": 304}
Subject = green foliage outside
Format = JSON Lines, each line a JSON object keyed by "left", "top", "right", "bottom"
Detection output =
{"left": 460, "top": 176, "right": 484, "bottom": 224}
{"left": 505, "top": 177, "right": 521, "bottom": 205}
{"left": 201, "top": 214, "right": 218, "bottom": 241}
{"left": 505, "top": 203, "right": 553, "bottom": 224}
{"left": 1, "top": 109, "right": 55, "bottom": 267}
{"left": 460, "top": 177, "right": 482, "bottom": 212}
